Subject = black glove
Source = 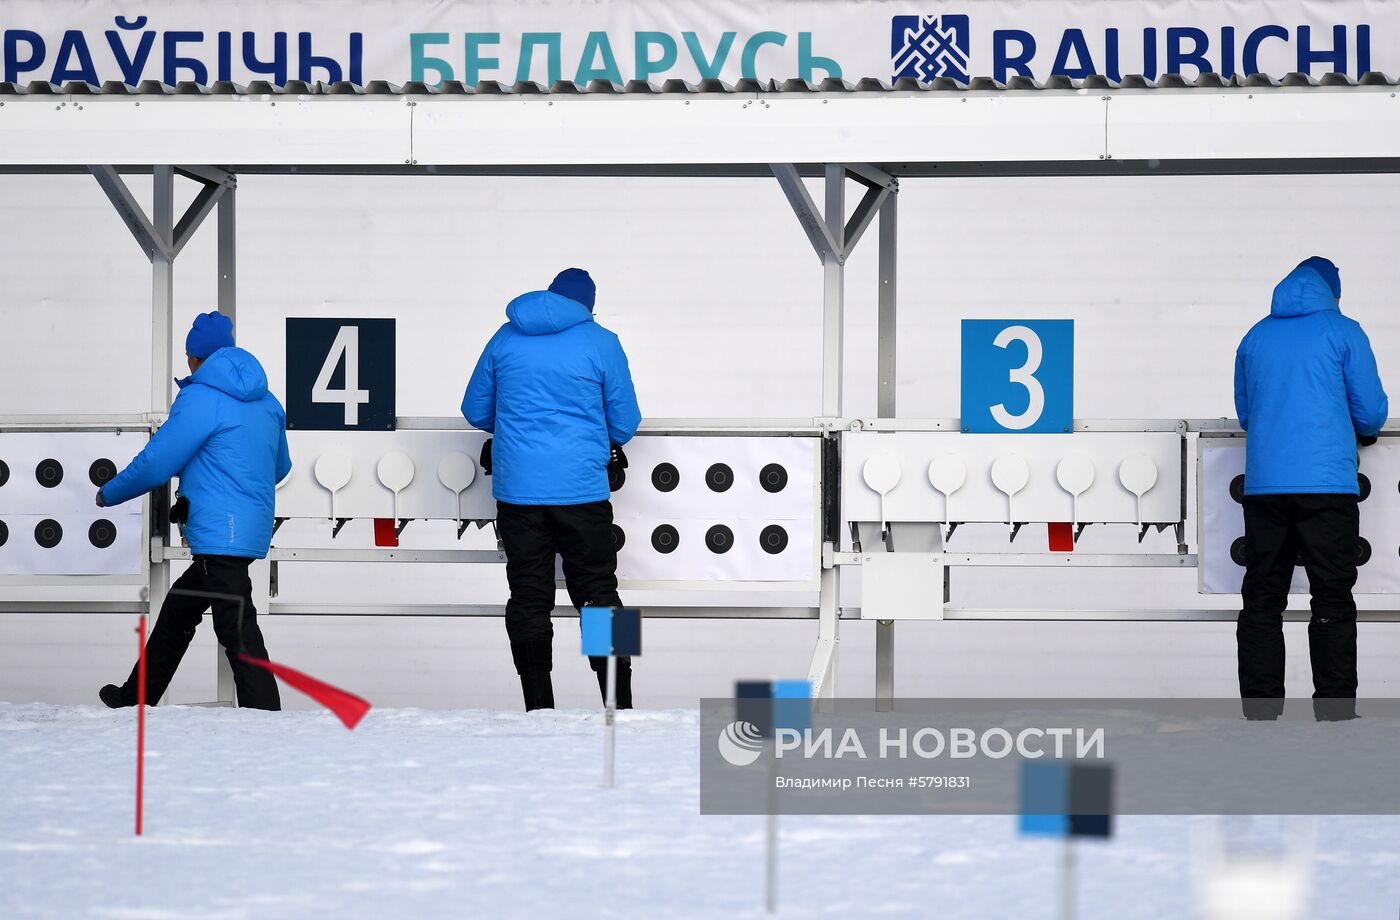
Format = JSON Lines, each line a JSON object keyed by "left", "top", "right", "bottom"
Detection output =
{"left": 479, "top": 438, "right": 493, "bottom": 476}
{"left": 169, "top": 495, "right": 190, "bottom": 526}
{"left": 607, "top": 443, "right": 628, "bottom": 492}
{"left": 1358, "top": 434, "right": 1379, "bottom": 448}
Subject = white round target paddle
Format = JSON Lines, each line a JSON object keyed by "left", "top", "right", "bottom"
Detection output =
{"left": 862, "top": 452, "right": 902, "bottom": 534}
{"left": 1055, "top": 454, "right": 1096, "bottom": 530}
{"left": 990, "top": 454, "right": 1030, "bottom": 533}
{"left": 377, "top": 451, "right": 416, "bottom": 521}
{"left": 927, "top": 455, "right": 967, "bottom": 540}
{"left": 437, "top": 452, "right": 476, "bottom": 524}
{"left": 1118, "top": 454, "right": 1159, "bottom": 526}
{"left": 313, "top": 451, "right": 352, "bottom": 521}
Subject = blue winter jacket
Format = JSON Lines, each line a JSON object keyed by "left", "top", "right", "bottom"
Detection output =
{"left": 1234, "top": 265, "right": 1388, "bottom": 495}
{"left": 101, "top": 347, "right": 292, "bottom": 557}
{"left": 462, "top": 291, "right": 641, "bottom": 505}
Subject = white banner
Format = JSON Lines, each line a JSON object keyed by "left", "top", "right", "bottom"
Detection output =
{"left": 1, "top": 1, "right": 1395, "bottom": 89}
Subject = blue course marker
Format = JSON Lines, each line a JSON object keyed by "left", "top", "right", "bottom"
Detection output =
{"left": 1019, "top": 760, "right": 1113, "bottom": 839}
{"left": 580, "top": 606, "right": 613, "bottom": 657}
{"left": 771, "top": 679, "right": 812, "bottom": 735}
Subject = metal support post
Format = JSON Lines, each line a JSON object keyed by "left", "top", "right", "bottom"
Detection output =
{"left": 149, "top": 166, "right": 175, "bottom": 702}
{"left": 874, "top": 189, "right": 898, "bottom": 710}
{"left": 813, "top": 165, "right": 846, "bottom": 703}
{"left": 215, "top": 184, "right": 238, "bottom": 704}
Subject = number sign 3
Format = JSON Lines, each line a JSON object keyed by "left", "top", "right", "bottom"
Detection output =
{"left": 286, "top": 318, "right": 396, "bottom": 430}
{"left": 961, "top": 319, "right": 1073, "bottom": 434}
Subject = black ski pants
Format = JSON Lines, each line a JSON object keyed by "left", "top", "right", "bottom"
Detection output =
{"left": 497, "top": 500, "right": 623, "bottom": 650}
{"left": 1239, "top": 493, "right": 1359, "bottom": 704}
{"left": 117, "top": 554, "right": 281, "bottom": 710}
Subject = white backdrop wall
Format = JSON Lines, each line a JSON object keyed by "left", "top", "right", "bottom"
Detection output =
{"left": 3, "top": 170, "right": 1399, "bottom": 707}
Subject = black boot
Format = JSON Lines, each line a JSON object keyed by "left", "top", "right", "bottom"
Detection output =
{"left": 589, "top": 656, "right": 633, "bottom": 709}
{"left": 99, "top": 684, "right": 133, "bottom": 709}
{"left": 511, "top": 638, "right": 555, "bottom": 711}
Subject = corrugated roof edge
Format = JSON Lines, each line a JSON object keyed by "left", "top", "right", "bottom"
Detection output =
{"left": 0, "top": 72, "right": 1396, "bottom": 96}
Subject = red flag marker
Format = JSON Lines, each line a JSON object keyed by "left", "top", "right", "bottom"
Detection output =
{"left": 372, "top": 518, "right": 399, "bottom": 547}
{"left": 135, "top": 614, "right": 147, "bottom": 836}
{"left": 237, "top": 654, "right": 372, "bottom": 729}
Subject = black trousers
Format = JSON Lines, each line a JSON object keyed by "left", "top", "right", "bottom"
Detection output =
{"left": 1239, "top": 493, "right": 1359, "bottom": 702}
{"left": 117, "top": 555, "right": 281, "bottom": 710}
{"left": 497, "top": 500, "right": 623, "bottom": 650}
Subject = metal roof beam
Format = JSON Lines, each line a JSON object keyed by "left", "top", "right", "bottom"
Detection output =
{"left": 171, "top": 181, "right": 226, "bottom": 259}
{"left": 842, "top": 183, "right": 891, "bottom": 256}
{"left": 87, "top": 165, "right": 171, "bottom": 262}
{"left": 770, "top": 163, "right": 841, "bottom": 264}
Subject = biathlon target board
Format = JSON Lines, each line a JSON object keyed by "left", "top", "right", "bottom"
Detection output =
{"left": 286, "top": 318, "right": 396, "bottom": 431}
{"left": 0, "top": 431, "right": 145, "bottom": 576}
{"left": 1198, "top": 439, "right": 1400, "bottom": 595}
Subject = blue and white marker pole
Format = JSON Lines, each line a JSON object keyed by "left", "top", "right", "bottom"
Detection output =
{"left": 736, "top": 678, "right": 812, "bottom": 914}
{"left": 581, "top": 606, "right": 642, "bottom": 789}
{"left": 1019, "top": 761, "right": 1114, "bottom": 920}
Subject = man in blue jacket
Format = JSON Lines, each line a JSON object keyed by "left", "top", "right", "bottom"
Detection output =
{"left": 1234, "top": 256, "right": 1387, "bottom": 719}
{"left": 463, "top": 269, "right": 642, "bottom": 711}
{"left": 97, "top": 311, "right": 290, "bottom": 711}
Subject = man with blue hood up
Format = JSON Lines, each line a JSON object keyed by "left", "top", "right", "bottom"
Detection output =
{"left": 463, "top": 269, "right": 641, "bottom": 711}
{"left": 1234, "top": 256, "right": 1387, "bottom": 719}
{"left": 97, "top": 311, "right": 290, "bottom": 710}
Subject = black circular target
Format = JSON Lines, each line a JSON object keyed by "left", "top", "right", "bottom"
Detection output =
{"left": 759, "top": 524, "right": 789, "bottom": 555}
{"left": 608, "top": 466, "right": 626, "bottom": 492}
{"left": 34, "top": 519, "right": 63, "bottom": 548}
{"left": 705, "top": 524, "right": 734, "bottom": 554}
{"left": 705, "top": 463, "right": 734, "bottom": 493}
{"left": 88, "top": 519, "right": 117, "bottom": 549}
{"left": 0, "top": 459, "right": 9, "bottom": 488}
{"left": 36, "top": 459, "right": 63, "bottom": 488}
{"left": 611, "top": 524, "right": 626, "bottom": 552}
{"left": 1228, "top": 475, "right": 1246, "bottom": 504}
{"left": 89, "top": 459, "right": 118, "bottom": 487}
{"left": 1356, "top": 538, "right": 1372, "bottom": 567}
{"left": 0, "top": 520, "right": 7, "bottom": 547}
{"left": 1230, "top": 537, "right": 1247, "bottom": 567}
{"left": 651, "top": 524, "right": 679, "bottom": 554}
{"left": 1358, "top": 473, "right": 1372, "bottom": 502}
{"left": 759, "top": 463, "right": 788, "bottom": 494}
{"left": 651, "top": 463, "right": 680, "bottom": 492}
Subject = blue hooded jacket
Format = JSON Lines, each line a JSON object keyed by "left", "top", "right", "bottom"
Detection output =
{"left": 1234, "top": 263, "right": 1388, "bottom": 495}
{"left": 101, "top": 347, "right": 292, "bottom": 557}
{"left": 462, "top": 290, "right": 641, "bottom": 505}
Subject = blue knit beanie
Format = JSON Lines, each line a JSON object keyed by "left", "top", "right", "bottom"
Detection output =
{"left": 185, "top": 311, "right": 235, "bottom": 358}
{"left": 1298, "top": 256, "right": 1341, "bottom": 300}
{"left": 548, "top": 268, "right": 596, "bottom": 311}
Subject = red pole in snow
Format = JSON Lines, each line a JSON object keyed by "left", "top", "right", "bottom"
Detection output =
{"left": 136, "top": 613, "right": 147, "bottom": 836}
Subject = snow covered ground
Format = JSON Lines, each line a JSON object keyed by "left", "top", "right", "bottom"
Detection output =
{"left": 2, "top": 703, "right": 1397, "bottom": 919}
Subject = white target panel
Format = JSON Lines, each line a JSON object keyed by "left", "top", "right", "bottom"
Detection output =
{"left": 841, "top": 431, "right": 1183, "bottom": 527}
{"left": 278, "top": 430, "right": 494, "bottom": 521}
{"left": 277, "top": 430, "right": 821, "bottom": 585}
{"left": 0, "top": 431, "right": 145, "bottom": 576}
{"left": 1198, "top": 439, "right": 1400, "bottom": 595}
{"left": 611, "top": 436, "right": 819, "bottom": 584}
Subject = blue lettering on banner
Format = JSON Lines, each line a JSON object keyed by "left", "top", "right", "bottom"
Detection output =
{"left": 960, "top": 319, "right": 1073, "bottom": 435}
{"left": 893, "top": 15, "right": 1378, "bottom": 84}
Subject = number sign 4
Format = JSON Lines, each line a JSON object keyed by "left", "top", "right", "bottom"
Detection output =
{"left": 286, "top": 318, "right": 396, "bottom": 431}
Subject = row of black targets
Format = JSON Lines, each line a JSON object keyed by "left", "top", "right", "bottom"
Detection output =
{"left": 0, "top": 518, "right": 119, "bottom": 549}
{"left": 0, "top": 458, "right": 118, "bottom": 489}
{"left": 610, "top": 523, "right": 790, "bottom": 555}
{"left": 609, "top": 461, "right": 789, "bottom": 494}
{"left": 1229, "top": 536, "right": 1372, "bottom": 568}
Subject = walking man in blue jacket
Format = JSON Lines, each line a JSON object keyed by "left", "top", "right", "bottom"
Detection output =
{"left": 1234, "top": 257, "right": 1388, "bottom": 719}
{"left": 463, "top": 269, "right": 642, "bottom": 711}
{"left": 97, "top": 311, "right": 290, "bottom": 710}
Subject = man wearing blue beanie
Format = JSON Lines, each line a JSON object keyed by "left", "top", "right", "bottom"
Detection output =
{"left": 463, "top": 269, "right": 642, "bottom": 711}
{"left": 96, "top": 310, "right": 291, "bottom": 711}
{"left": 1234, "top": 257, "right": 1388, "bottom": 720}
